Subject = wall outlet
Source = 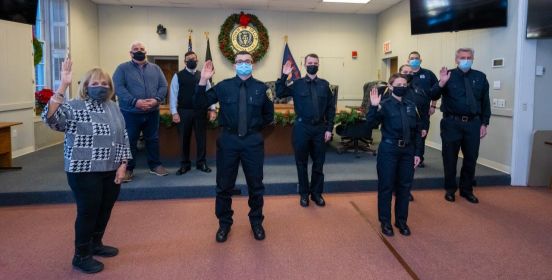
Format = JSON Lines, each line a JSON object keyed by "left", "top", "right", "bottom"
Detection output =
{"left": 493, "top": 98, "right": 498, "bottom": 107}
{"left": 496, "top": 99, "right": 506, "bottom": 108}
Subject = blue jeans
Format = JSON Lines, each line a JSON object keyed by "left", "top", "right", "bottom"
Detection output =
{"left": 121, "top": 110, "right": 162, "bottom": 171}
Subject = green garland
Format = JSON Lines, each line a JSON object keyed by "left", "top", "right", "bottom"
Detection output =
{"left": 218, "top": 13, "right": 269, "bottom": 63}
{"left": 33, "top": 37, "right": 43, "bottom": 66}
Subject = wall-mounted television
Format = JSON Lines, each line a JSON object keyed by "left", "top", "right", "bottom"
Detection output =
{"left": 0, "top": 0, "right": 39, "bottom": 25}
{"left": 410, "top": 0, "right": 508, "bottom": 35}
{"left": 527, "top": 0, "right": 552, "bottom": 39}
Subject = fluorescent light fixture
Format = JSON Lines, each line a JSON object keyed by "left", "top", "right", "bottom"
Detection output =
{"left": 322, "top": 0, "right": 371, "bottom": 3}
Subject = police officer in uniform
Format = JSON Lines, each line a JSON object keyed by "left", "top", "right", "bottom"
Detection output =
{"left": 170, "top": 51, "right": 216, "bottom": 175}
{"left": 406, "top": 51, "right": 439, "bottom": 168}
{"left": 366, "top": 73, "right": 423, "bottom": 236}
{"left": 431, "top": 48, "right": 490, "bottom": 204}
{"left": 194, "top": 51, "right": 274, "bottom": 242}
{"left": 275, "top": 54, "right": 336, "bottom": 207}
{"left": 399, "top": 64, "right": 430, "bottom": 201}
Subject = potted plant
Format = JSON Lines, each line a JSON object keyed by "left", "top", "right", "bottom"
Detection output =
{"left": 35, "top": 88, "right": 54, "bottom": 116}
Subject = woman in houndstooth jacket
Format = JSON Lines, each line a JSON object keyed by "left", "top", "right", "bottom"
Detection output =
{"left": 42, "top": 58, "right": 131, "bottom": 274}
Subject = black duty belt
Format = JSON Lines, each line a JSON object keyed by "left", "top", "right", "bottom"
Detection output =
{"left": 444, "top": 114, "right": 479, "bottom": 122}
{"left": 382, "top": 138, "right": 409, "bottom": 148}
{"left": 296, "top": 117, "right": 325, "bottom": 126}
{"left": 222, "top": 127, "right": 259, "bottom": 137}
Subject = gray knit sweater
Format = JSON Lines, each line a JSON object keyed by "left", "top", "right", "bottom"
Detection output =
{"left": 42, "top": 99, "right": 132, "bottom": 173}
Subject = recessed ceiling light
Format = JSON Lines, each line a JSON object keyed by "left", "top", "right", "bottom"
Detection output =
{"left": 322, "top": 0, "right": 371, "bottom": 3}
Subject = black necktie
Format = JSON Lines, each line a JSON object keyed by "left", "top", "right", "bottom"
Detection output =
{"left": 238, "top": 82, "right": 247, "bottom": 136}
{"left": 463, "top": 75, "right": 477, "bottom": 114}
{"left": 309, "top": 80, "right": 320, "bottom": 122}
{"left": 399, "top": 102, "right": 410, "bottom": 145}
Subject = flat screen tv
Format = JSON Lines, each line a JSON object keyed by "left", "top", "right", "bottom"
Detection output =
{"left": 0, "top": 0, "right": 39, "bottom": 25}
{"left": 410, "top": 0, "right": 508, "bottom": 35}
{"left": 527, "top": 0, "right": 552, "bottom": 38}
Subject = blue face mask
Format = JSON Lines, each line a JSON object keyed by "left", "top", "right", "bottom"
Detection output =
{"left": 236, "top": 63, "right": 253, "bottom": 76}
{"left": 458, "top": 59, "right": 473, "bottom": 72}
{"left": 409, "top": 59, "right": 421, "bottom": 68}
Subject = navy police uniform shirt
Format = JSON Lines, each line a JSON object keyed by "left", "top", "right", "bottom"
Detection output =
{"left": 366, "top": 97, "right": 423, "bottom": 156}
{"left": 430, "top": 67, "right": 491, "bottom": 126}
{"left": 194, "top": 75, "right": 274, "bottom": 132}
{"left": 275, "top": 74, "right": 336, "bottom": 132}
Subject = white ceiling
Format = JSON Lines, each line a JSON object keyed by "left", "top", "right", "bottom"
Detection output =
{"left": 91, "top": 0, "right": 403, "bottom": 14}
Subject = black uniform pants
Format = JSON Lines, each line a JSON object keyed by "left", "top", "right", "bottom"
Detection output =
{"left": 292, "top": 121, "right": 327, "bottom": 196}
{"left": 440, "top": 117, "right": 481, "bottom": 195}
{"left": 377, "top": 141, "right": 414, "bottom": 225}
{"left": 177, "top": 108, "right": 207, "bottom": 168}
{"left": 67, "top": 171, "right": 120, "bottom": 246}
{"left": 215, "top": 131, "right": 265, "bottom": 228}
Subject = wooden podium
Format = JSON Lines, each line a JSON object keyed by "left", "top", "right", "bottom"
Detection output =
{"left": 0, "top": 122, "right": 22, "bottom": 170}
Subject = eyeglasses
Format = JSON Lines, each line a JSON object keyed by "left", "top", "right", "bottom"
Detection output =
{"left": 235, "top": 59, "right": 253, "bottom": 64}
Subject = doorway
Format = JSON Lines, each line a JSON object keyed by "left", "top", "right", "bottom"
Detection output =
{"left": 381, "top": 56, "right": 399, "bottom": 82}
{"left": 147, "top": 55, "right": 179, "bottom": 107}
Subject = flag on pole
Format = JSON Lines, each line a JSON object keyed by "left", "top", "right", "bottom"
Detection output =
{"left": 282, "top": 42, "right": 301, "bottom": 81}
{"left": 205, "top": 37, "right": 212, "bottom": 61}
{"left": 188, "top": 33, "right": 193, "bottom": 52}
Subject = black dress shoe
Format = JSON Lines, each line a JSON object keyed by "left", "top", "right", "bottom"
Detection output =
{"left": 196, "top": 164, "right": 212, "bottom": 173}
{"left": 216, "top": 227, "right": 230, "bottom": 243}
{"left": 395, "top": 223, "right": 411, "bottom": 236}
{"left": 252, "top": 225, "right": 265, "bottom": 241}
{"left": 445, "top": 193, "right": 456, "bottom": 202}
{"left": 381, "top": 223, "right": 394, "bottom": 237}
{"left": 300, "top": 195, "right": 309, "bottom": 207}
{"left": 409, "top": 193, "right": 414, "bottom": 201}
{"left": 176, "top": 167, "right": 191, "bottom": 175}
{"left": 311, "top": 194, "right": 326, "bottom": 207}
{"left": 460, "top": 192, "right": 479, "bottom": 204}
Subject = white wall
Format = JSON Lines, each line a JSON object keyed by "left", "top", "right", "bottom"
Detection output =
{"left": 69, "top": 0, "right": 100, "bottom": 96}
{"left": 97, "top": 5, "right": 378, "bottom": 104}
{"left": 0, "top": 20, "right": 36, "bottom": 157}
{"left": 376, "top": 0, "right": 521, "bottom": 173}
{"left": 533, "top": 39, "right": 552, "bottom": 130}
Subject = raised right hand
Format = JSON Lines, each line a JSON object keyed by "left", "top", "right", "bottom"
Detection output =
{"left": 60, "top": 57, "right": 73, "bottom": 86}
{"left": 200, "top": 60, "right": 215, "bottom": 83}
{"left": 369, "top": 87, "right": 381, "bottom": 107}
{"left": 172, "top": 113, "right": 180, "bottom": 123}
{"left": 439, "top": 67, "right": 451, "bottom": 87}
{"left": 282, "top": 60, "right": 293, "bottom": 75}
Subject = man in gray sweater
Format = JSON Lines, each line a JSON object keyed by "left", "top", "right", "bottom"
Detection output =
{"left": 113, "top": 41, "right": 168, "bottom": 180}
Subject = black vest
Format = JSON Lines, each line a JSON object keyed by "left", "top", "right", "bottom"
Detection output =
{"left": 176, "top": 69, "right": 201, "bottom": 110}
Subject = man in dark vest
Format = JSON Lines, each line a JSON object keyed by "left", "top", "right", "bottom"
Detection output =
{"left": 170, "top": 51, "right": 216, "bottom": 175}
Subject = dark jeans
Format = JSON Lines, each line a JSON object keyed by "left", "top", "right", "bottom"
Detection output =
{"left": 177, "top": 108, "right": 207, "bottom": 168}
{"left": 292, "top": 121, "right": 327, "bottom": 196}
{"left": 377, "top": 141, "right": 414, "bottom": 225}
{"left": 440, "top": 117, "right": 481, "bottom": 195}
{"left": 121, "top": 110, "right": 162, "bottom": 170}
{"left": 215, "top": 131, "right": 265, "bottom": 228}
{"left": 67, "top": 171, "right": 120, "bottom": 246}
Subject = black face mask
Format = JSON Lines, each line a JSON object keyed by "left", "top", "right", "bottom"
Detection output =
{"left": 392, "top": 86, "right": 408, "bottom": 97}
{"left": 87, "top": 86, "right": 109, "bottom": 101}
{"left": 306, "top": 65, "right": 319, "bottom": 75}
{"left": 186, "top": 60, "right": 198, "bottom": 70}
{"left": 132, "top": 51, "right": 146, "bottom": 61}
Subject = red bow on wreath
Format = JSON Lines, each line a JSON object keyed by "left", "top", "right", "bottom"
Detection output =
{"left": 239, "top": 12, "right": 251, "bottom": 27}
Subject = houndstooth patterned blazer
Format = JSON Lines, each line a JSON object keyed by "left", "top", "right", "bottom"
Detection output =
{"left": 42, "top": 99, "right": 132, "bottom": 173}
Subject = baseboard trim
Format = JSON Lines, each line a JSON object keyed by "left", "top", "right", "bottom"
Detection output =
{"left": 12, "top": 146, "right": 36, "bottom": 158}
{"left": 425, "top": 140, "right": 511, "bottom": 174}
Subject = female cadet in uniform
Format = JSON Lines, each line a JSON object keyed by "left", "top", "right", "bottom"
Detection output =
{"left": 365, "top": 73, "right": 423, "bottom": 237}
